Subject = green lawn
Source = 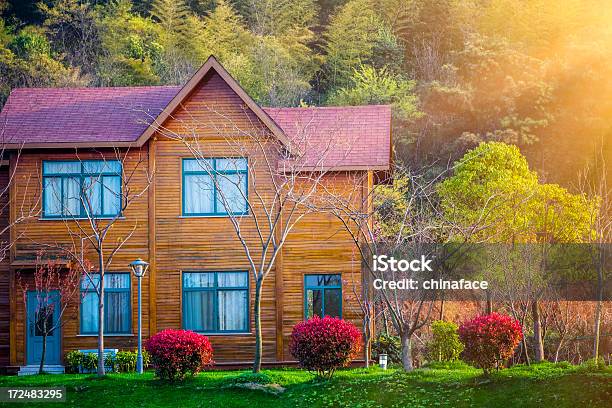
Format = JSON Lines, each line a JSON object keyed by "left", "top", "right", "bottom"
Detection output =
{"left": 0, "top": 362, "right": 610, "bottom": 407}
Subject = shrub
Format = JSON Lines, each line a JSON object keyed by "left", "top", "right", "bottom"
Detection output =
{"left": 65, "top": 350, "right": 84, "bottom": 374}
{"left": 115, "top": 350, "right": 151, "bottom": 373}
{"left": 82, "top": 353, "right": 100, "bottom": 372}
{"left": 289, "top": 316, "right": 362, "bottom": 379}
{"left": 372, "top": 333, "right": 402, "bottom": 365}
{"left": 145, "top": 329, "right": 213, "bottom": 381}
{"left": 458, "top": 313, "right": 522, "bottom": 375}
{"left": 426, "top": 320, "right": 464, "bottom": 363}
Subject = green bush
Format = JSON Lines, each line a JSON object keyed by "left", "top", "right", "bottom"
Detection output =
{"left": 65, "top": 351, "right": 84, "bottom": 374}
{"left": 115, "top": 350, "right": 151, "bottom": 373}
{"left": 577, "top": 358, "right": 608, "bottom": 373}
{"left": 372, "top": 333, "right": 402, "bottom": 365}
{"left": 427, "top": 320, "right": 464, "bottom": 363}
{"left": 82, "top": 353, "right": 99, "bottom": 372}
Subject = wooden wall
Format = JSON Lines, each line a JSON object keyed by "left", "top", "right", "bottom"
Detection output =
{"left": 0, "top": 166, "right": 10, "bottom": 367}
{"left": 9, "top": 149, "right": 150, "bottom": 365}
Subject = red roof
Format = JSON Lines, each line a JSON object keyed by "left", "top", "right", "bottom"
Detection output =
{"left": 0, "top": 86, "right": 391, "bottom": 170}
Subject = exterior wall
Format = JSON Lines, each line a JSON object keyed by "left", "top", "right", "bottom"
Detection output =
{"left": 9, "top": 149, "right": 151, "bottom": 366}
{"left": 0, "top": 166, "right": 10, "bottom": 368}
{"left": 2, "top": 69, "right": 370, "bottom": 367}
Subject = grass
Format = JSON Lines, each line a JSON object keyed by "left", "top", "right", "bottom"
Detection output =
{"left": 0, "top": 362, "right": 609, "bottom": 407}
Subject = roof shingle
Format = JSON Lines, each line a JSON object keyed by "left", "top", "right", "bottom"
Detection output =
{"left": 0, "top": 86, "right": 391, "bottom": 169}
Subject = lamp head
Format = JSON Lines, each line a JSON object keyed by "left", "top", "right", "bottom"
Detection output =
{"left": 130, "top": 258, "right": 149, "bottom": 278}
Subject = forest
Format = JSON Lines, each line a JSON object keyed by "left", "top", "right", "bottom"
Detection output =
{"left": 0, "top": 0, "right": 610, "bottom": 187}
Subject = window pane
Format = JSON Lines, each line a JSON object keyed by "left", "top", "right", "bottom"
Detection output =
{"left": 35, "top": 306, "right": 55, "bottom": 336}
{"left": 216, "top": 174, "right": 246, "bottom": 213}
{"left": 184, "top": 174, "right": 213, "bottom": 214}
{"left": 184, "top": 273, "right": 214, "bottom": 288}
{"left": 81, "top": 292, "right": 99, "bottom": 333}
{"left": 105, "top": 291, "right": 130, "bottom": 333}
{"left": 216, "top": 158, "right": 247, "bottom": 172}
{"left": 104, "top": 274, "right": 130, "bottom": 289}
{"left": 305, "top": 274, "right": 341, "bottom": 287}
{"left": 83, "top": 161, "right": 121, "bottom": 175}
{"left": 43, "top": 162, "right": 80, "bottom": 174}
{"left": 83, "top": 176, "right": 102, "bottom": 215}
{"left": 306, "top": 289, "right": 323, "bottom": 318}
{"left": 81, "top": 275, "right": 101, "bottom": 290}
{"left": 43, "top": 177, "right": 62, "bottom": 216}
{"left": 183, "top": 290, "right": 214, "bottom": 332}
{"left": 218, "top": 290, "right": 248, "bottom": 331}
{"left": 183, "top": 159, "right": 212, "bottom": 172}
{"left": 324, "top": 288, "right": 342, "bottom": 318}
{"left": 102, "top": 176, "right": 121, "bottom": 215}
{"left": 217, "top": 272, "right": 248, "bottom": 288}
{"left": 62, "top": 177, "right": 80, "bottom": 216}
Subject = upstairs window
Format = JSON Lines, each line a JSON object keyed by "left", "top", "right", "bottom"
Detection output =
{"left": 304, "top": 274, "right": 342, "bottom": 319}
{"left": 182, "top": 158, "right": 248, "bottom": 216}
{"left": 42, "top": 161, "right": 122, "bottom": 218}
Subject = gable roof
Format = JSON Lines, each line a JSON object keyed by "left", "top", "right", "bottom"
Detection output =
{"left": 0, "top": 56, "right": 391, "bottom": 170}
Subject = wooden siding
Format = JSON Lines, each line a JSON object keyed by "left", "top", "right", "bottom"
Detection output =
{"left": 9, "top": 149, "right": 150, "bottom": 365}
{"left": 0, "top": 166, "right": 10, "bottom": 367}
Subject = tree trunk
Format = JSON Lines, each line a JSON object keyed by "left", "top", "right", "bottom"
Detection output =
{"left": 39, "top": 332, "right": 47, "bottom": 375}
{"left": 593, "top": 249, "right": 604, "bottom": 360}
{"left": 400, "top": 333, "right": 413, "bottom": 371}
{"left": 485, "top": 290, "right": 492, "bottom": 314}
{"left": 554, "top": 338, "right": 564, "bottom": 363}
{"left": 97, "top": 254, "right": 106, "bottom": 376}
{"left": 252, "top": 279, "right": 263, "bottom": 373}
{"left": 532, "top": 300, "right": 545, "bottom": 362}
{"left": 363, "top": 315, "right": 371, "bottom": 368}
{"left": 439, "top": 292, "right": 445, "bottom": 321}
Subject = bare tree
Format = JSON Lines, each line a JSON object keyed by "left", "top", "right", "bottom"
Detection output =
{"left": 324, "top": 164, "right": 475, "bottom": 370}
{"left": 37, "top": 148, "right": 153, "bottom": 376}
{"left": 579, "top": 148, "right": 611, "bottom": 361}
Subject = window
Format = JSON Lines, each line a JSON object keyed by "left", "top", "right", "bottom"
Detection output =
{"left": 182, "top": 271, "right": 249, "bottom": 333}
{"left": 81, "top": 274, "right": 131, "bottom": 334}
{"left": 43, "top": 161, "right": 122, "bottom": 218}
{"left": 182, "top": 158, "right": 248, "bottom": 216}
{"left": 304, "top": 274, "right": 342, "bottom": 319}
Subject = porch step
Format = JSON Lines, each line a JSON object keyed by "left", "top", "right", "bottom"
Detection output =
{"left": 18, "top": 365, "right": 65, "bottom": 376}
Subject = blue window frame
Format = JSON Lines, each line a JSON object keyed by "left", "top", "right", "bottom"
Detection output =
{"left": 182, "top": 271, "right": 249, "bottom": 333}
{"left": 304, "top": 274, "right": 342, "bottom": 319}
{"left": 42, "top": 160, "right": 122, "bottom": 218}
{"left": 80, "top": 273, "right": 131, "bottom": 335}
{"left": 182, "top": 158, "right": 248, "bottom": 216}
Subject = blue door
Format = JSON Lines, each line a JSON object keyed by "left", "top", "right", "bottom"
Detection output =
{"left": 26, "top": 291, "right": 61, "bottom": 365}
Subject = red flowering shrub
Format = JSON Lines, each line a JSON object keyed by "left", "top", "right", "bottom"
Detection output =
{"left": 458, "top": 313, "right": 522, "bottom": 374}
{"left": 145, "top": 329, "right": 213, "bottom": 381}
{"left": 289, "top": 316, "right": 362, "bottom": 379}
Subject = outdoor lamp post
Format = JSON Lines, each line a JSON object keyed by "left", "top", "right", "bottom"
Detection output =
{"left": 130, "top": 258, "right": 149, "bottom": 374}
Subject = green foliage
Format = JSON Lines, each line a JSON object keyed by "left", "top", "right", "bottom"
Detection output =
{"left": 64, "top": 350, "right": 84, "bottom": 374}
{"left": 115, "top": 350, "right": 151, "bottom": 373}
{"left": 426, "top": 321, "right": 464, "bottom": 363}
{"left": 328, "top": 65, "right": 420, "bottom": 120}
{"left": 438, "top": 141, "right": 599, "bottom": 243}
{"left": 323, "top": 0, "right": 396, "bottom": 90}
{"left": 371, "top": 333, "right": 402, "bottom": 365}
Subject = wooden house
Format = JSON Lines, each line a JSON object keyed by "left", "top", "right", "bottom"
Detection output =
{"left": 0, "top": 56, "right": 391, "bottom": 373}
